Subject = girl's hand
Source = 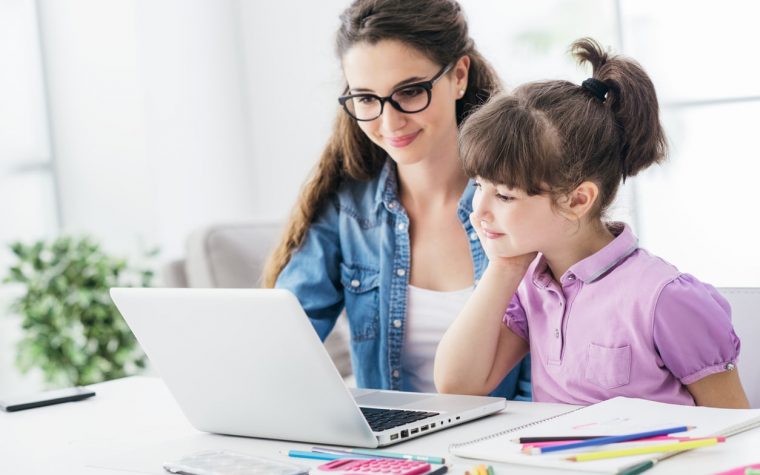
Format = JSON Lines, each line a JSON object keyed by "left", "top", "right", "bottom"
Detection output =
{"left": 470, "top": 213, "right": 537, "bottom": 272}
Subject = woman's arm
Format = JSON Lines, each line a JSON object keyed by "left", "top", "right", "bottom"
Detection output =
{"left": 434, "top": 260, "right": 530, "bottom": 395}
{"left": 687, "top": 369, "right": 750, "bottom": 408}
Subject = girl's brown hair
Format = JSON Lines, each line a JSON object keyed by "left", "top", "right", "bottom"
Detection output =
{"left": 262, "top": 0, "right": 501, "bottom": 287}
{"left": 460, "top": 37, "right": 667, "bottom": 218}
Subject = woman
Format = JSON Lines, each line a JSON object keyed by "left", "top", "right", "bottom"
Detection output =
{"left": 263, "top": 0, "right": 530, "bottom": 398}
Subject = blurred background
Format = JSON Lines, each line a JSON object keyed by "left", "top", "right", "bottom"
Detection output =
{"left": 1, "top": 0, "right": 758, "bottom": 394}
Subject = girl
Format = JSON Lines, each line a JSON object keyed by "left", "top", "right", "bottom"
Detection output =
{"left": 434, "top": 38, "right": 749, "bottom": 408}
{"left": 262, "top": 0, "right": 531, "bottom": 397}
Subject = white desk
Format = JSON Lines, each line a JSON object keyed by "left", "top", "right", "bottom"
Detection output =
{"left": 1, "top": 376, "right": 758, "bottom": 474}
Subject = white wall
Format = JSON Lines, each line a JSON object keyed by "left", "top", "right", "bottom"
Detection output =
{"left": 38, "top": 0, "right": 258, "bottom": 261}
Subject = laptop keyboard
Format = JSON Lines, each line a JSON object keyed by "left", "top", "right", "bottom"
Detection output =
{"left": 359, "top": 407, "right": 439, "bottom": 432}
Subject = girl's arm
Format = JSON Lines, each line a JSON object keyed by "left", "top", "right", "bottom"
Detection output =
{"left": 687, "top": 369, "right": 750, "bottom": 408}
{"left": 434, "top": 259, "right": 531, "bottom": 395}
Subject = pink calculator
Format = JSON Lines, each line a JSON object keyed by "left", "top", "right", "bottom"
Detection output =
{"left": 316, "top": 458, "right": 431, "bottom": 475}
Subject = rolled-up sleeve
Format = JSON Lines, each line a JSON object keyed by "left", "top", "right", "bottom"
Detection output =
{"left": 503, "top": 292, "right": 529, "bottom": 342}
{"left": 653, "top": 274, "right": 740, "bottom": 385}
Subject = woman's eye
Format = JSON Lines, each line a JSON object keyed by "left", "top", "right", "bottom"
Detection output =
{"left": 395, "top": 86, "right": 424, "bottom": 98}
{"left": 496, "top": 193, "right": 514, "bottom": 202}
{"left": 356, "top": 96, "right": 377, "bottom": 104}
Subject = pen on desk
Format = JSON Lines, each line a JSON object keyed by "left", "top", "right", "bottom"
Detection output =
{"left": 425, "top": 465, "right": 449, "bottom": 475}
{"left": 513, "top": 435, "right": 608, "bottom": 443}
{"left": 617, "top": 460, "right": 656, "bottom": 475}
{"left": 526, "top": 425, "right": 695, "bottom": 454}
{"left": 565, "top": 437, "right": 722, "bottom": 462}
{"left": 312, "top": 446, "right": 446, "bottom": 464}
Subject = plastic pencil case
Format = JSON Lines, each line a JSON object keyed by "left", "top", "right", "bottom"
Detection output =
{"left": 163, "top": 449, "right": 309, "bottom": 475}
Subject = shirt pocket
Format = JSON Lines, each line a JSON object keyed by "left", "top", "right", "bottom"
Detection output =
{"left": 585, "top": 343, "right": 631, "bottom": 389}
{"left": 340, "top": 263, "right": 380, "bottom": 342}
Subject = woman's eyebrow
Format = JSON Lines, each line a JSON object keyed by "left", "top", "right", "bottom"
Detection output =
{"left": 348, "top": 74, "right": 427, "bottom": 94}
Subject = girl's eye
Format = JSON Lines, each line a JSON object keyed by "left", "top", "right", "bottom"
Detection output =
{"left": 495, "top": 193, "right": 514, "bottom": 202}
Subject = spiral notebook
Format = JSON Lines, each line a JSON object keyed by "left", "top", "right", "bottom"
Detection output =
{"left": 450, "top": 397, "right": 760, "bottom": 473}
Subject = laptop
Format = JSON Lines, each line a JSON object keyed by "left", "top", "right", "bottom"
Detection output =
{"left": 110, "top": 287, "right": 506, "bottom": 448}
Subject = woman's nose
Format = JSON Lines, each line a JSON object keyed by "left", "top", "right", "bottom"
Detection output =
{"left": 379, "top": 103, "right": 406, "bottom": 132}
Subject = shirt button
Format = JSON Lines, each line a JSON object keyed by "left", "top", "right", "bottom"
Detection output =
{"left": 392, "top": 369, "right": 400, "bottom": 378}
{"left": 350, "top": 279, "right": 360, "bottom": 288}
{"left": 397, "top": 223, "right": 406, "bottom": 231}
{"left": 393, "top": 319, "right": 402, "bottom": 328}
{"left": 469, "top": 232, "right": 478, "bottom": 241}
{"left": 567, "top": 274, "right": 575, "bottom": 281}
{"left": 726, "top": 363, "right": 736, "bottom": 371}
{"left": 396, "top": 269, "right": 406, "bottom": 277}
{"left": 554, "top": 328, "right": 560, "bottom": 338}
{"left": 388, "top": 201, "right": 397, "bottom": 209}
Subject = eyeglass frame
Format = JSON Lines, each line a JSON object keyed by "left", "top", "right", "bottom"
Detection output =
{"left": 337, "top": 62, "right": 454, "bottom": 121}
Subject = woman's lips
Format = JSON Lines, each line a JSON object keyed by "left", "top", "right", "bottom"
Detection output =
{"left": 386, "top": 131, "right": 421, "bottom": 148}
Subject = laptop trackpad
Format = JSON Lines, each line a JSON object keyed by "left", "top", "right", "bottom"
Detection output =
{"left": 353, "top": 390, "right": 436, "bottom": 409}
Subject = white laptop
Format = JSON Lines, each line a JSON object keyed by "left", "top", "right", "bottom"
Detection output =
{"left": 110, "top": 288, "right": 506, "bottom": 448}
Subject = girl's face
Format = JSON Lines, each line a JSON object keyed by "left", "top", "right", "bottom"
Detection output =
{"left": 341, "top": 40, "right": 467, "bottom": 166}
{"left": 471, "top": 177, "right": 569, "bottom": 258}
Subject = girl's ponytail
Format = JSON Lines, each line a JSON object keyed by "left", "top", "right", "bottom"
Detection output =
{"left": 572, "top": 37, "right": 667, "bottom": 179}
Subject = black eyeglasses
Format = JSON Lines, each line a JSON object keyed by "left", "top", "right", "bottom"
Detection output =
{"left": 338, "top": 63, "right": 454, "bottom": 121}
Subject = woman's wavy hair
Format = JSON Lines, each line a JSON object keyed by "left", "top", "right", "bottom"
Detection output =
{"left": 460, "top": 37, "right": 667, "bottom": 219}
{"left": 263, "top": 0, "right": 501, "bottom": 287}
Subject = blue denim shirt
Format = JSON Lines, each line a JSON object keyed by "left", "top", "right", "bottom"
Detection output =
{"left": 277, "top": 159, "right": 531, "bottom": 399}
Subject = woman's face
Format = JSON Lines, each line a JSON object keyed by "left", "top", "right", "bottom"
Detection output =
{"left": 341, "top": 40, "right": 467, "bottom": 166}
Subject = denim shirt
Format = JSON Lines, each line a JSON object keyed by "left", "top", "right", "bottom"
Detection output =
{"left": 276, "top": 159, "right": 531, "bottom": 399}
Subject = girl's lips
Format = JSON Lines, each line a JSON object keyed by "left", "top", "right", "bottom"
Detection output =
{"left": 386, "top": 131, "right": 421, "bottom": 148}
{"left": 483, "top": 229, "right": 505, "bottom": 239}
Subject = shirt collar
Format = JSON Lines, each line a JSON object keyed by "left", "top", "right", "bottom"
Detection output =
{"left": 531, "top": 222, "right": 639, "bottom": 287}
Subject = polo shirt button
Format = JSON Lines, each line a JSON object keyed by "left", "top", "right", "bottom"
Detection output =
{"left": 350, "top": 279, "right": 360, "bottom": 288}
{"left": 388, "top": 201, "right": 397, "bottom": 209}
{"left": 469, "top": 232, "right": 478, "bottom": 241}
{"left": 554, "top": 328, "right": 560, "bottom": 338}
{"left": 392, "top": 369, "right": 400, "bottom": 378}
{"left": 397, "top": 223, "right": 406, "bottom": 231}
{"left": 396, "top": 269, "right": 406, "bottom": 277}
{"left": 393, "top": 319, "right": 402, "bottom": 328}
{"left": 568, "top": 274, "right": 575, "bottom": 281}
{"left": 726, "top": 363, "right": 736, "bottom": 371}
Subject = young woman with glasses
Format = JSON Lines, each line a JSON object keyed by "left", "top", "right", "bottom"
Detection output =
{"left": 262, "top": 0, "right": 531, "bottom": 398}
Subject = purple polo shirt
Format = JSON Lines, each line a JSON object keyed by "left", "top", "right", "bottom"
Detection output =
{"left": 504, "top": 222, "right": 740, "bottom": 406}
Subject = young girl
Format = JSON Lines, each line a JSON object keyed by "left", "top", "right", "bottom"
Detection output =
{"left": 263, "top": 0, "right": 530, "bottom": 397}
{"left": 434, "top": 38, "right": 749, "bottom": 408}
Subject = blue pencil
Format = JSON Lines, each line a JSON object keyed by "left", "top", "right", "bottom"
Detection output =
{"left": 286, "top": 450, "right": 374, "bottom": 461}
{"left": 526, "top": 426, "right": 695, "bottom": 455}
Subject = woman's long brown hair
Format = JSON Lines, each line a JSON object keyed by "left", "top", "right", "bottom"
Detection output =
{"left": 262, "top": 0, "right": 501, "bottom": 287}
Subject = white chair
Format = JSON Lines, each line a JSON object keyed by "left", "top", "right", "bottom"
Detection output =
{"left": 719, "top": 287, "right": 760, "bottom": 408}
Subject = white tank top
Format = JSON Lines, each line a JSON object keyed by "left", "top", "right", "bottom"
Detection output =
{"left": 401, "top": 284, "right": 474, "bottom": 393}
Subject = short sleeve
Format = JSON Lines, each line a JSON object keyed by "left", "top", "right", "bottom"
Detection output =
{"left": 653, "top": 274, "right": 740, "bottom": 385}
{"left": 503, "top": 292, "right": 529, "bottom": 342}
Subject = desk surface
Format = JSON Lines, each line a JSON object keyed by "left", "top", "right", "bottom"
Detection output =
{"left": 1, "top": 376, "right": 758, "bottom": 474}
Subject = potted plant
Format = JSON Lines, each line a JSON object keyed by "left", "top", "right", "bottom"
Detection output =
{"left": 3, "top": 236, "right": 157, "bottom": 387}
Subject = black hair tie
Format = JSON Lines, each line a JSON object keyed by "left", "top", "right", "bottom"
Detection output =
{"left": 582, "top": 78, "right": 609, "bottom": 102}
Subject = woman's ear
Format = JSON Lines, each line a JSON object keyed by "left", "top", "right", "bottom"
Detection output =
{"left": 454, "top": 55, "right": 470, "bottom": 94}
{"left": 563, "top": 181, "right": 599, "bottom": 220}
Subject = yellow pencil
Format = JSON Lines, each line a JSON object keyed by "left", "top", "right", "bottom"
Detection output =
{"left": 566, "top": 438, "right": 722, "bottom": 462}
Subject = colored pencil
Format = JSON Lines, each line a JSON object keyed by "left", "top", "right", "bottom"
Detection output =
{"left": 513, "top": 435, "right": 609, "bottom": 443}
{"left": 522, "top": 435, "right": 725, "bottom": 449}
{"left": 526, "top": 426, "right": 695, "bottom": 454}
{"left": 312, "top": 446, "right": 446, "bottom": 464}
{"left": 565, "top": 437, "right": 722, "bottom": 462}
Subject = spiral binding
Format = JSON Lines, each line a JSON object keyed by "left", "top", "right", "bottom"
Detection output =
{"left": 448, "top": 407, "right": 583, "bottom": 450}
